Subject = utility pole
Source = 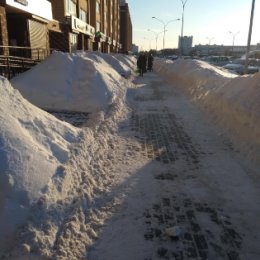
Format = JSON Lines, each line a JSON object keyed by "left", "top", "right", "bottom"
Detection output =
{"left": 245, "top": 0, "right": 255, "bottom": 74}
{"left": 229, "top": 31, "right": 240, "bottom": 56}
{"left": 152, "top": 17, "right": 180, "bottom": 50}
{"left": 180, "top": 0, "right": 189, "bottom": 57}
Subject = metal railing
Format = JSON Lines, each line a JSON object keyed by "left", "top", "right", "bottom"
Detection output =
{"left": 0, "top": 46, "right": 53, "bottom": 79}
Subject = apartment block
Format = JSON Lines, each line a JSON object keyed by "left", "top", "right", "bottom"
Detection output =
{"left": 120, "top": 0, "right": 132, "bottom": 53}
{"left": 0, "top": 0, "right": 53, "bottom": 58}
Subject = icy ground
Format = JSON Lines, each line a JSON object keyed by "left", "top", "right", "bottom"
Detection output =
{"left": 0, "top": 53, "right": 260, "bottom": 259}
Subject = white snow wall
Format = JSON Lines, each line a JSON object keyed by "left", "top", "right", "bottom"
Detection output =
{"left": 154, "top": 59, "right": 260, "bottom": 163}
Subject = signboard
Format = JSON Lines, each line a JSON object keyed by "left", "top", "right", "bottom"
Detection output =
{"left": 71, "top": 16, "right": 95, "bottom": 36}
{"left": 6, "top": 0, "right": 52, "bottom": 20}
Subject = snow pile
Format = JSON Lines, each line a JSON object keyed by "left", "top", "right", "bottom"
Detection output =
{"left": 154, "top": 59, "right": 260, "bottom": 162}
{"left": 0, "top": 76, "right": 82, "bottom": 249}
{"left": 11, "top": 51, "right": 130, "bottom": 113}
{"left": 0, "top": 51, "right": 135, "bottom": 258}
{"left": 94, "top": 52, "right": 135, "bottom": 78}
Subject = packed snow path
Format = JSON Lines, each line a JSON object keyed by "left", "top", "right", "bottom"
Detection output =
{"left": 5, "top": 71, "right": 260, "bottom": 260}
{"left": 87, "top": 72, "right": 260, "bottom": 260}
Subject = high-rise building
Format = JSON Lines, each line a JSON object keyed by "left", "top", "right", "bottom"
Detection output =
{"left": 178, "top": 36, "right": 193, "bottom": 55}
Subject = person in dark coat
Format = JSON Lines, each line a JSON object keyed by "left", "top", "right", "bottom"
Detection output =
{"left": 137, "top": 53, "right": 147, "bottom": 76}
{"left": 147, "top": 52, "right": 154, "bottom": 72}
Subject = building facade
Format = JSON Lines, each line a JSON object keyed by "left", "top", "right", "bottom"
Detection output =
{"left": 49, "top": 0, "right": 95, "bottom": 53}
{"left": 90, "top": 0, "right": 120, "bottom": 52}
{"left": 120, "top": 0, "right": 132, "bottom": 53}
{"left": 0, "top": 0, "right": 128, "bottom": 56}
{"left": 0, "top": 0, "right": 53, "bottom": 58}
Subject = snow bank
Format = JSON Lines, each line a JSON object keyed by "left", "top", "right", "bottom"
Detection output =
{"left": 11, "top": 51, "right": 131, "bottom": 113}
{"left": 94, "top": 52, "right": 135, "bottom": 78}
{"left": 0, "top": 77, "right": 82, "bottom": 249}
{"left": 154, "top": 59, "right": 260, "bottom": 162}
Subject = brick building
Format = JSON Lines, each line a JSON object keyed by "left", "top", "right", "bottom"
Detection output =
{"left": 90, "top": 0, "right": 120, "bottom": 53}
{"left": 120, "top": 0, "right": 132, "bottom": 53}
{"left": 0, "top": 0, "right": 53, "bottom": 58}
{"left": 49, "top": 0, "right": 95, "bottom": 52}
{"left": 0, "top": 0, "right": 127, "bottom": 56}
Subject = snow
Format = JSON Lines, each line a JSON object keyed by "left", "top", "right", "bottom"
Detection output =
{"left": 154, "top": 58, "right": 260, "bottom": 162}
{"left": 11, "top": 51, "right": 135, "bottom": 113}
{"left": 0, "top": 76, "right": 82, "bottom": 249}
{"left": 0, "top": 51, "right": 259, "bottom": 259}
{"left": 0, "top": 51, "right": 135, "bottom": 253}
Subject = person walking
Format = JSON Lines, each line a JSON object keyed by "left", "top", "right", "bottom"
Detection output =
{"left": 137, "top": 53, "right": 146, "bottom": 77}
{"left": 147, "top": 52, "right": 154, "bottom": 72}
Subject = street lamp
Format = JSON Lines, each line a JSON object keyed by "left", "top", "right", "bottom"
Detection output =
{"left": 229, "top": 31, "right": 240, "bottom": 56}
{"left": 245, "top": 0, "right": 255, "bottom": 74}
{"left": 180, "top": 0, "right": 189, "bottom": 57}
{"left": 206, "top": 37, "right": 214, "bottom": 56}
{"left": 147, "top": 29, "right": 165, "bottom": 51}
{"left": 143, "top": 37, "right": 152, "bottom": 51}
{"left": 152, "top": 17, "right": 180, "bottom": 50}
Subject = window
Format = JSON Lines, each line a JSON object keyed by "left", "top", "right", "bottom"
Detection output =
{"left": 79, "top": 9, "right": 87, "bottom": 22}
{"left": 96, "top": 1, "right": 100, "bottom": 13}
{"left": 96, "top": 21, "right": 100, "bottom": 32}
{"left": 66, "top": 0, "right": 76, "bottom": 16}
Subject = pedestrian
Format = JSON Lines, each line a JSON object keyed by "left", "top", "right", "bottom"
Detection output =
{"left": 143, "top": 52, "right": 148, "bottom": 73}
{"left": 147, "top": 52, "right": 153, "bottom": 72}
{"left": 137, "top": 53, "right": 146, "bottom": 77}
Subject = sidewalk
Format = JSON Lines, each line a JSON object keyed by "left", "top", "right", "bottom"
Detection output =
{"left": 87, "top": 71, "right": 260, "bottom": 260}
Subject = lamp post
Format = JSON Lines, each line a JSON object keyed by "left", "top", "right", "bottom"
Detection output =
{"left": 206, "top": 37, "right": 214, "bottom": 56}
{"left": 180, "top": 0, "right": 189, "bottom": 57}
{"left": 152, "top": 17, "right": 180, "bottom": 50}
{"left": 245, "top": 0, "right": 255, "bottom": 74}
{"left": 229, "top": 31, "right": 240, "bottom": 56}
{"left": 147, "top": 29, "right": 165, "bottom": 51}
{"left": 143, "top": 37, "right": 152, "bottom": 51}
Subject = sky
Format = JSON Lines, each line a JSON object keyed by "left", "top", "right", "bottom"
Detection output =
{"left": 127, "top": 0, "right": 259, "bottom": 51}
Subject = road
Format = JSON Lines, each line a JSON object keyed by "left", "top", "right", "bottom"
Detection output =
{"left": 86, "top": 71, "right": 260, "bottom": 260}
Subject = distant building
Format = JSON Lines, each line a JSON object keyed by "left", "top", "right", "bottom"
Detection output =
{"left": 193, "top": 44, "right": 259, "bottom": 57}
{"left": 178, "top": 36, "right": 193, "bottom": 55}
{"left": 120, "top": 0, "right": 132, "bottom": 53}
{"left": 132, "top": 43, "right": 138, "bottom": 53}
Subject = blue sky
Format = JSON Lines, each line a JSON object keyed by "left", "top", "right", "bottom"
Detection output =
{"left": 127, "top": 0, "right": 259, "bottom": 51}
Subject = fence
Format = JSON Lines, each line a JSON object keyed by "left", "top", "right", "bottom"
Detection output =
{"left": 0, "top": 46, "right": 53, "bottom": 79}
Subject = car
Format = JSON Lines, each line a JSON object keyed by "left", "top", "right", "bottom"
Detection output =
{"left": 223, "top": 63, "right": 259, "bottom": 75}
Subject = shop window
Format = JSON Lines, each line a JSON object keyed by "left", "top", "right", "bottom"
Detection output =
{"left": 70, "top": 33, "right": 78, "bottom": 52}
